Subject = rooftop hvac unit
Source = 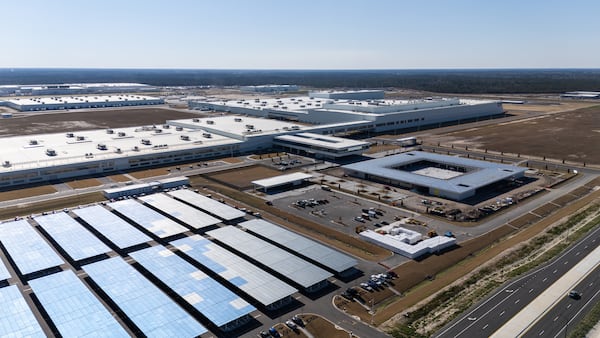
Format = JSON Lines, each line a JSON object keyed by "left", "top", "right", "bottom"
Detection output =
{"left": 118, "top": 132, "right": 126, "bottom": 137}
{"left": 29, "top": 140, "right": 38, "bottom": 145}
{"left": 202, "top": 133, "right": 212, "bottom": 138}
{"left": 175, "top": 126, "right": 183, "bottom": 131}
{"left": 3, "top": 161, "right": 11, "bottom": 167}
{"left": 180, "top": 135, "right": 190, "bottom": 141}
{"left": 45, "top": 148, "right": 57, "bottom": 156}
{"left": 206, "top": 120, "right": 214, "bottom": 124}
{"left": 141, "top": 139, "right": 151, "bottom": 145}
{"left": 76, "top": 136, "right": 85, "bottom": 141}
{"left": 97, "top": 143, "right": 107, "bottom": 150}
{"left": 192, "top": 118, "right": 200, "bottom": 122}
{"left": 234, "top": 118, "right": 242, "bottom": 122}
{"left": 106, "top": 129, "right": 114, "bottom": 134}
{"left": 66, "top": 132, "right": 74, "bottom": 138}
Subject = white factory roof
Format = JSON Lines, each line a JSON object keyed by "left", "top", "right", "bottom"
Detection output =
{"left": 168, "top": 115, "right": 309, "bottom": 138}
{"left": 200, "top": 96, "right": 331, "bottom": 112}
{"left": 0, "top": 125, "right": 241, "bottom": 172}
{"left": 240, "top": 219, "right": 357, "bottom": 273}
{"left": 274, "top": 132, "right": 370, "bottom": 150}
{"left": 6, "top": 94, "right": 160, "bottom": 106}
{"left": 251, "top": 172, "right": 313, "bottom": 189}
{"left": 359, "top": 230, "right": 456, "bottom": 259}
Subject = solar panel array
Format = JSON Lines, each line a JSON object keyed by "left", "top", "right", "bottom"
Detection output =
{"left": 172, "top": 235, "right": 297, "bottom": 307}
{"left": 0, "top": 220, "right": 64, "bottom": 275}
{"left": 34, "top": 212, "right": 111, "bottom": 261}
{"left": 73, "top": 205, "right": 152, "bottom": 249}
{"left": 130, "top": 245, "right": 255, "bottom": 328}
{"left": 168, "top": 189, "right": 246, "bottom": 221}
{"left": 240, "top": 219, "right": 357, "bottom": 273}
{"left": 0, "top": 285, "right": 45, "bottom": 337}
{"left": 207, "top": 226, "right": 333, "bottom": 288}
{"left": 29, "top": 270, "right": 128, "bottom": 337}
{"left": 138, "top": 193, "right": 221, "bottom": 229}
{"left": 83, "top": 256, "right": 207, "bottom": 337}
{"left": 108, "top": 199, "right": 189, "bottom": 238}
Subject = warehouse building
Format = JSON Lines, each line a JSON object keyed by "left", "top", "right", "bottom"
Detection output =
{"left": 343, "top": 151, "right": 526, "bottom": 201}
{"left": 240, "top": 84, "right": 299, "bottom": 93}
{"left": 0, "top": 83, "right": 157, "bottom": 96}
{"left": 5, "top": 94, "right": 163, "bottom": 112}
{"left": 188, "top": 95, "right": 503, "bottom": 131}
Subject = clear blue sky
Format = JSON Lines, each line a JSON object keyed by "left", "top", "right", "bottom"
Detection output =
{"left": 2, "top": 0, "right": 599, "bottom": 69}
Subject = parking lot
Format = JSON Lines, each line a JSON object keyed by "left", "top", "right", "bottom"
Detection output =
{"left": 271, "top": 185, "right": 421, "bottom": 238}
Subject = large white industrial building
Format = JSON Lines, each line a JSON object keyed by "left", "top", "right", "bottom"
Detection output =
{"left": 4, "top": 94, "right": 164, "bottom": 112}
{"left": 0, "top": 83, "right": 158, "bottom": 96}
{"left": 188, "top": 91, "right": 503, "bottom": 132}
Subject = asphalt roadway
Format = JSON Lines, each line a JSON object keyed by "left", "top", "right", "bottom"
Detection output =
{"left": 523, "top": 262, "right": 600, "bottom": 338}
{"left": 435, "top": 221, "right": 600, "bottom": 338}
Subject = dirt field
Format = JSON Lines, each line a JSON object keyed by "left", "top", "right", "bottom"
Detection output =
{"left": 219, "top": 157, "right": 244, "bottom": 164}
{"left": 207, "top": 165, "right": 284, "bottom": 189}
{"left": 0, "top": 107, "right": 198, "bottom": 136}
{"left": 65, "top": 178, "right": 102, "bottom": 189}
{"left": 128, "top": 167, "right": 171, "bottom": 179}
{"left": 502, "top": 101, "right": 594, "bottom": 113}
{"left": 0, "top": 192, "right": 105, "bottom": 220}
{"left": 298, "top": 314, "right": 352, "bottom": 338}
{"left": 438, "top": 105, "right": 600, "bottom": 164}
{"left": 0, "top": 185, "right": 57, "bottom": 201}
{"left": 107, "top": 174, "right": 131, "bottom": 183}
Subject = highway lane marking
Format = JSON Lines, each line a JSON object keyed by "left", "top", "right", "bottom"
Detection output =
{"left": 538, "top": 329, "right": 544, "bottom": 335}
{"left": 564, "top": 261, "right": 569, "bottom": 265}
{"left": 500, "top": 311, "right": 505, "bottom": 317}
{"left": 515, "top": 299, "right": 520, "bottom": 304}
{"left": 567, "top": 303, "right": 572, "bottom": 309}
{"left": 438, "top": 225, "right": 600, "bottom": 338}
{"left": 543, "top": 278, "right": 547, "bottom": 282}
{"left": 576, "top": 251, "right": 581, "bottom": 256}
{"left": 483, "top": 324, "right": 489, "bottom": 330}
{"left": 553, "top": 269, "right": 557, "bottom": 274}
{"left": 591, "top": 282, "right": 594, "bottom": 286}
{"left": 553, "top": 316, "right": 559, "bottom": 322}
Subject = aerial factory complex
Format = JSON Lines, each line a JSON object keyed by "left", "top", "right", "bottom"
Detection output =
{"left": 2, "top": 84, "right": 596, "bottom": 338}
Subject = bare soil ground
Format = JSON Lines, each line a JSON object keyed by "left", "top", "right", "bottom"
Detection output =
{"left": 0, "top": 107, "right": 198, "bottom": 137}
{"left": 0, "top": 192, "right": 105, "bottom": 220}
{"left": 437, "top": 105, "right": 600, "bottom": 164}
{"left": 64, "top": 178, "right": 102, "bottom": 189}
{"left": 129, "top": 168, "right": 170, "bottom": 179}
{"left": 365, "top": 144, "right": 400, "bottom": 154}
{"left": 298, "top": 314, "right": 352, "bottom": 338}
{"left": 0, "top": 185, "right": 57, "bottom": 201}
{"left": 107, "top": 174, "right": 131, "bottom": 183}
{"left": 502, "top": 102, "right": 594, "bottom": 113}
{"left": 219, "top": 157, "right": 244, "bottom": 163}
{"left": 206, "top": 165, "right": 284, "bottom": 189}
{"left": 509, "top": 213, "right": 542, "bottom": 228}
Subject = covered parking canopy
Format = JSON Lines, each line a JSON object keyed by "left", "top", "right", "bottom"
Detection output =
{"left": 252, "top": 172, "right": 313, "bottom": 192}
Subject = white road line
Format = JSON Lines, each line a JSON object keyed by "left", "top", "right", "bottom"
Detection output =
{"left": 567, "top": 303, "right": 572, "bottom": 309}
{"left": 543, "top": 278, "right": 547, "bottom": 282}
{"left": 553, "top": 269, "right": 557, "bottom": 274}
{"left": 529, "top": 288, "right": 534, "bottom": 293}
{"left": 576, "top": 252, "right": 580, "bottom": 256}
{"left": 483, "top": 324, "right": 489, "bottom": 330}
{"left": 491, "top": 236, "right": 600, "bottom": 337}
{"left": 553, "top": 316, "right": 559, "bottom": 322}
{"left": 515, "top": 299, "right": 520, "bottom": 304}
{"left": 539, "top": 330, "right": 545, "bottom": 336}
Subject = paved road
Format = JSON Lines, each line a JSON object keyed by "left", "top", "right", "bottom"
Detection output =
{"left": 435, "top": 221, "right": 600, "bottom": 338}
{"left": 523, "top": 263, "right": 600, "bottom": 338}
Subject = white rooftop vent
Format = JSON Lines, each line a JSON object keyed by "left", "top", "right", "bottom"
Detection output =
{"left": 118, "top": 132, "right": 126, "bottom": 137}
{"left": 106, "top": 129, "right": 114, "bottom": 134}
{"left": 180, "top": 135, "right": 190, "bottom": 141}
{"left": 29, "top": 140, "right": 38, "bottom": 145}
{"left": 66, "top": 132, "right": 74, "bottom": 138}
{"left": 206, "top": 120, "right": 215, "bottom": 125}
{"left": 141, "top": 139, "right": 151, "bottom": 145}
{"left": 97, "top": 143, "right": 107, "bottom": 150}
{"left": 45, "top": 149, "right": 57, "bottom": 156}
{"left": 175, "top": 126, "right": 183, "bottom": 131}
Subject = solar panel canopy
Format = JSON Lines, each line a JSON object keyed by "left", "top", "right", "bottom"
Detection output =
{"left": 73, "top": 205, "right": 151, "bottom": 249}
{"left": 130, "top": 245, "right": 255, "bottom": 328}
{"left": 172, "top": 235, "right": 297, "bottom": 307}
{"left": 108, "top": 199, "right": 188, "bottom": 238}
{"left": 168, "top": 189, "right": 246, "bottom": 221}
{"left": 240, "top": 219, "right": 357, "bottom": 273}
{"left": 83, "top": 256, "right": 207, "bottom": 337}
{"left": 0, "top": 285, "right": 45, "bottom": 337}
{"left": 138, "top": 193, "right": 220, "bottom": 229}
{"left": 29, "top": 270, "right": 128, "bottom": 337}
{"left": 0, "top": 259, "right": 10, "bottom": 281}
{"left": 207, "top": 226, "right": 333, "bottom": 288}
{"left": 34, "top": 212, "right": 111, "bottom": 261}
{"left": 0, "top": 220, "right": 64, "bottom": 275}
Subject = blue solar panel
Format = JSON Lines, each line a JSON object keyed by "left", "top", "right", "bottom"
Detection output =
{"left": 29, "top": 270, "right": 128, "bottom": 337}
{"left": 0, "top": 220, "right": 64, "bottom": 275}
{"left": 83, "top": 257, "right": 207, "bottom": 337}
{"left": 130, "top": 245, "right": 255, "bottom": 328}
{"left": 73, "top": 205, "right": 152, "bottom": 249}
{"left": 171, "top": 235, "right": 297, "bottom": 307}
{"left": 108, "top": 199, "right": 188, "bottom": 238}
{"left": 0, "top": 258, "right": 10, "bottom": 281}
{"left": 0, "top": 285, "right": 45, "bottom": 337}
{"left": 34, "top": 212, "right": 111, "bottom": 261}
